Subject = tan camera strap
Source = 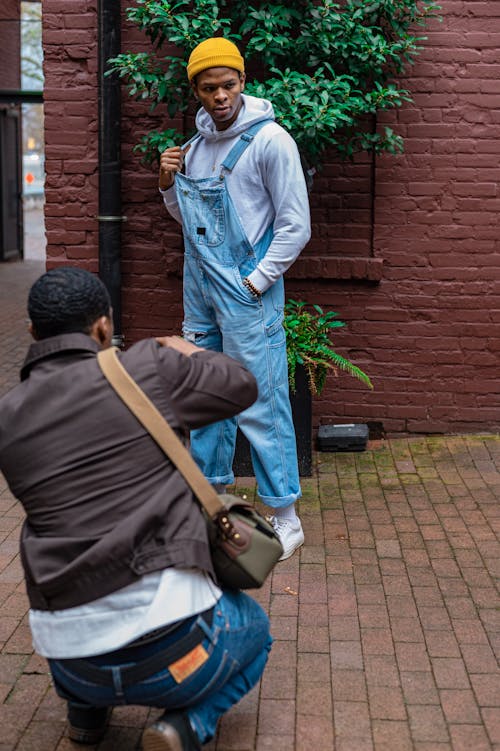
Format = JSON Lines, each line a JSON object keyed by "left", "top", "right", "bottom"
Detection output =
{"left": 96, "top": 346, "right": 223, "bottom": 519}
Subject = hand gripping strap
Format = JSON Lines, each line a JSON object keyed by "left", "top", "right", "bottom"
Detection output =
{"left": 181, "top": 132, "right": 202, "bottom": 151}
{"left": 96, "top": 347, "right": 223, "bottom": 519}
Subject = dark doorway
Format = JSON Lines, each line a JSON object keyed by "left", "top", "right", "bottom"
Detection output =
{"left": 0, "top": 0, "right": 44, "bottom": 263}
{"left": 0, "top": 108, "right": 23, "bottom": 261}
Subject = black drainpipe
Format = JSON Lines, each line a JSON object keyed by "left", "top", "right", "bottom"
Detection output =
{"left": 97, "top": 0, "right": 125, "bottom": 347}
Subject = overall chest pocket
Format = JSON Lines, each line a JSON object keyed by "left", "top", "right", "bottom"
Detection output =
{"left": 190, "top": 189, "right": 226, "bottom": 247}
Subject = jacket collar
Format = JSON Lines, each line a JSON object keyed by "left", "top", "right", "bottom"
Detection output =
{"left": 21, "top": 333, "right": 99, "bottom": 381}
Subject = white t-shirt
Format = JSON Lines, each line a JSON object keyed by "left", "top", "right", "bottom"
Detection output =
{"left": 30, "top": 567, "right": 222, "bottom": 659}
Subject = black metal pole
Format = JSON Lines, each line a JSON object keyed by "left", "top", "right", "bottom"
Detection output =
{"left": 98, "top": 0, "right": 124, "bottom": 347}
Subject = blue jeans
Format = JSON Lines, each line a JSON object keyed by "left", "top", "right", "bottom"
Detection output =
{"left": 48, "top": 591, "right": 272, "bottom": 744}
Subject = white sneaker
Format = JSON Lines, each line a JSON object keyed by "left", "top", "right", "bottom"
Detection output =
{"left": 269, "top": 517, "right": 305, "bottom": 561}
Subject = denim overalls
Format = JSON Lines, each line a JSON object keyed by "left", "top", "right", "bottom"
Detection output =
{"left": 176, "top": 119, "right": 301, "bottom": 507}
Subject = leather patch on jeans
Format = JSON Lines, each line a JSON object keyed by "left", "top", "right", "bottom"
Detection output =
{"left": 169, "top": 644, "right": 209, "bottom": 683}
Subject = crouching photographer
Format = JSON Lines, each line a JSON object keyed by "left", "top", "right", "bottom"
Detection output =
{"left": 0, "top": 267, "right": 272, "bottom": 751}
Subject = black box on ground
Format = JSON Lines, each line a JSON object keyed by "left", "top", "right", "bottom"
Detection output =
{"left": 317, "top": 423, "right": 369, "bottom": 452}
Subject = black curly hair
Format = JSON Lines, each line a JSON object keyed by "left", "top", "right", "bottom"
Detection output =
{"left": 28, "top": 267, "right": 111, "bottom": 340}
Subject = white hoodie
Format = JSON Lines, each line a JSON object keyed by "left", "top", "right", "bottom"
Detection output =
{"left": 162, "top": 94, "right": 311, "bottom": 293}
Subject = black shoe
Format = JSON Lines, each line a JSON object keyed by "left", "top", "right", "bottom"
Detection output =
{"left": 141, "top": 710, "right": 201, "bottom": 751}
{"left": 67, "top": 703, "right": 111, "bottom": 744}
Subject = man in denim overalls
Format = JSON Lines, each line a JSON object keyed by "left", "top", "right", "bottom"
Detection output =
{"left": 160, "top": 38, "right": 311, "bottom": 560}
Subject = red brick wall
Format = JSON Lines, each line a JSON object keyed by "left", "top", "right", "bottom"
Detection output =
{"left": 43, "top": 0, "right": 99, "bottom": 272}
{"left": 321, "top": 0, "right": 500, "bottom": 435}
{"left": 0, "top": 0, "right": 21, "bottom": 90}
{"left": 43, "top": 1, "right": 500, "bottom": 435}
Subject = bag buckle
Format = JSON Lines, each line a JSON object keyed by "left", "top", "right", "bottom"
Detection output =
{"left": 218, "top": 514, "right": 247, "bottom": 549}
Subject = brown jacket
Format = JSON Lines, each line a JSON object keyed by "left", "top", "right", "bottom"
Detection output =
{"left": 0, "top": 334, "right": 257, "bottom": 610}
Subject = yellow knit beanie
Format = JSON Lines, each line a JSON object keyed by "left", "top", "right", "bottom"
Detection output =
{"left": 187, "top": 38, "right": 245, "bottom": 82}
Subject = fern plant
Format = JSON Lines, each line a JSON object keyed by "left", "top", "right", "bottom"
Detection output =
{"left": 284, "top": 299, "right": 373, "bottom": 396}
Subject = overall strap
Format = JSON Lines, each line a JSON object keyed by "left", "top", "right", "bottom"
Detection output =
{"left": 178, "top": 132, "right": 202, "bottom": 177}
{"left": 221, "top": 119, "right": 274, "bottom": 172}
{"left": 181, "top": 132, "right": 202, "bottom": 150}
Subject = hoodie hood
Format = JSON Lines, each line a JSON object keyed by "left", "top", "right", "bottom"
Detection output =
{"left": 195, "top": 94, "right": 275, "bottom": 142}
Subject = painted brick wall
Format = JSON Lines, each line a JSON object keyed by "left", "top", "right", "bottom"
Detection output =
{"left": 321, "top": 0, "right": 500, "bottom": 435}
{"left": 42, "top": 1, "right": 500, "bottom": 435}
{"left": 43, "top": 0, "right": 99, "bottom": 273}
{"left": 0, "top": 0, "right": 21, "bottom": 90}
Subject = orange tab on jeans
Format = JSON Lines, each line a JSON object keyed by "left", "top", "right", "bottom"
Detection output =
{"left": 168, "top": 644, "right": 209, "bottom": 683}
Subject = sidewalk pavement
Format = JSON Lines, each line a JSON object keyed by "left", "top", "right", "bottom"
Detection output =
{"left": 1, "top": 259, "right": 499, "bottom": 751}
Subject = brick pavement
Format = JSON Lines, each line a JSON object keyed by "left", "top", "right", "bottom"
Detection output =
{"left": 0, "top": 260, "right": 499, "bottom": 751}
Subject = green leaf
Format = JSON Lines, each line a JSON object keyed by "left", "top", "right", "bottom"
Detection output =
{"left": 283, "top": 298, "right": 373, "bottom": 395}
{"left": 116, "top": 0, "right": 440, "bottom": 170}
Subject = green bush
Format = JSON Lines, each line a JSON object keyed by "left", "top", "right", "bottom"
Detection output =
{"left": 110, "top": 0, "right": 440, "bottom": 169}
